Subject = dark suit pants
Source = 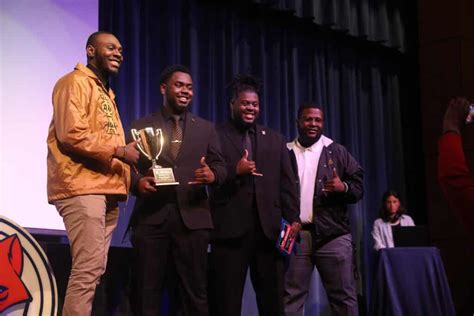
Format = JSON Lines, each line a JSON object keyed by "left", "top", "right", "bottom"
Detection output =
{"left": 131, "top": 203, "right": 210, "bottom": 316}
{"left": 209, "top": 222, "right": 284, "bottom": 316}
{"left": 284, "top": 232, "right": 358, "bottom": 316}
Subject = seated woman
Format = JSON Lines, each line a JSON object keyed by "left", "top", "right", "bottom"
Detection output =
{"left": 372, "top": 190, "right": 415, "bottom": 250}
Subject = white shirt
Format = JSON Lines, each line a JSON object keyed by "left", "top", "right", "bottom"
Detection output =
{"left": 287, "top": 135, "right": 333, "bottom": 224}
{"left": 372, "top": 215, "right": 415, "bottom": 251}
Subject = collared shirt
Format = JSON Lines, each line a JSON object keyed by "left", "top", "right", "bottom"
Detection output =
{"left": 86, "top": 64, "right": 110, "bottom": 91}
{"left": 287, "top": 135, "right": 333, "bottom": 224}
{"left": 161, "top": 107, "right": 187, "bottom": 146}
{"left": 231, "top": 119, "right": 256, "bottom": 158}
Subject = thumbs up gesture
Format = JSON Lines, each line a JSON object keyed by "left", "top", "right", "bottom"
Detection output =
{"left": 189, "top": 156, "right": 216, "bottom": 184}
{"left": 322, "top": 168, "right": 345, "bottom": 193}
{"left": 236, "top": 150, "right": 262, "bottom": 176}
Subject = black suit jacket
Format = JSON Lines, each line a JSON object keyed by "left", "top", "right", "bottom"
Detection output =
{"left": 129, "top": 110, "right": 226, "bottom": 230}
{"left": 210, "top": 121, "right": 300, "bottom": 240}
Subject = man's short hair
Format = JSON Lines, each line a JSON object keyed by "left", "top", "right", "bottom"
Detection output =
{"left": 229, "top": 74, "right": 262, "bottom": 101}
{"left": 86, "top": 31, "right": 116, "bottom": 48}
{"left": 297, "top": 103, "right": 323, "bottom": 119}
{"left": 159, "top": 64, "right": 191, "bottom": 85}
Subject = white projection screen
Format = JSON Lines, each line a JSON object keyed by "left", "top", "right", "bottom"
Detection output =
{"left": 0, "top": 0, "right": 99, "bottom": 231}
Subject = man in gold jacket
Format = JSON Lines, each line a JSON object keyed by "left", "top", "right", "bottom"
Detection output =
{"left": 46, "top": 31, "right": 139, "bottom": 316}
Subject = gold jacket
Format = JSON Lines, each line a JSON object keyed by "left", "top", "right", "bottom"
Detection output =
{"left": 47, "top": 63, "right": 130, "bottom": 203}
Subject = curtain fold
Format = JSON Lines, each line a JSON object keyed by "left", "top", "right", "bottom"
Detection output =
{"left": 252, "top": 0, "right": 406, "bottom": 51}
{"left": 100, "top": 0, "right": 408, "bottom": 313}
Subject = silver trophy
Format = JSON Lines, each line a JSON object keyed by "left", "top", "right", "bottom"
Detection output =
{"left": 131, "top": 127, "right": 179, "bottom": 186}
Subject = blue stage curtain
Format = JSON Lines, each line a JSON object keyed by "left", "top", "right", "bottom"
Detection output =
{"left": 100, "top": 0, "right": 408, "bottom": 313}
{"left": 251, "top": 0, "right": 406, "bottom": 51}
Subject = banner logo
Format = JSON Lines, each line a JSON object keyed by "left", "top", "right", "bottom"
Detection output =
{"left": 0, "top": 216, "right": 57, "bottom": 315}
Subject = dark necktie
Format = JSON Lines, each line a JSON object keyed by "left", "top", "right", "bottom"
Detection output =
{"left": 243, "top": 129, "right": 253, "bottom": 161}
{"left": 170, "top": 115, "right": 183, "bottom": 160}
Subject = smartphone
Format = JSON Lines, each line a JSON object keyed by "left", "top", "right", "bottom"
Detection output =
{"left": 467, "top": 104, "right": 474, "bottom": 124}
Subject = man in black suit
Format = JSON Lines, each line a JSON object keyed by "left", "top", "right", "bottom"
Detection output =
{"left": 209, "top": 75, "right": 301, "bottom": 316}
{"left": 129, "top": 65, "right": 226, "bottom": 316}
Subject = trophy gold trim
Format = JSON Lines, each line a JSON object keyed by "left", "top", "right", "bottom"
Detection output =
{"left": 131, "top": 127, "right": 179, "bottom": 186}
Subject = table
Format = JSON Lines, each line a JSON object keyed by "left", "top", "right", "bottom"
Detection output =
{"left": 371, "top": 247, "right": 455, "bottom": 316}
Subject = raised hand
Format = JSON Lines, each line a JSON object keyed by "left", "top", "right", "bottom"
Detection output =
{"left": 322, "top": 168, "right": 345, "bottom": 192}
{"left": 442, "top": 97, "right": 471, "bottom": 135}
{"left": 236, "top": 150, "right": 262, "bottom": 176}
{"left": 189, "top": 156, "right": 216, "bottom": 184}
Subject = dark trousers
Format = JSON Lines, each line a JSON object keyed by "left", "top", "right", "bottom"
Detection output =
{"left": 209, "top": 213, "right": 284, "bottom": 316}
{"left": 131, "top": 204, "right": 210, "bottom": 316}
{"left": 284, "top": 232, "right": 358, "bottom": 316}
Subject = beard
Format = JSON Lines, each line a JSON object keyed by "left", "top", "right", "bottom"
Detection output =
{"left": 298, "top": 130, "right": 321, "bottom": 148}
{"left": 165, "top": 92, "right": 190, "bottom": 114}
{"left": 231, "top": 111, "right": 257, "bottom": 130}
{"left": 94, "top": 54, "right": 112, "bottom": 75}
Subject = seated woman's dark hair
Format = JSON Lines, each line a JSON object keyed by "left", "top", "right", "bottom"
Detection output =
{"left": 379, "top": 189, "right": 407, "bottom": 222}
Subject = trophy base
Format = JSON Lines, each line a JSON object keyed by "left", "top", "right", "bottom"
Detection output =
{"left": 155, "top": 182, "right": 179, "bottom": 186}
{"left": 153, "top": 167, "right": 179, "bottom": 187}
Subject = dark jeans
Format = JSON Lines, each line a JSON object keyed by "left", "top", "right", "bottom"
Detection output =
{"left": 284, "top": 232, "right": 358, "bottom": 316}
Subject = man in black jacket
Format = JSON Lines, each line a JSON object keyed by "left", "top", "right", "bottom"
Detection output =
{"left": 209, "top": 75, "right": 301, "bottom": 316}
{"left": 284, "top": 103, "right": 364, "bottom": 316}
{"left": 129, "top": 65, "right": 226, "bottom": 316}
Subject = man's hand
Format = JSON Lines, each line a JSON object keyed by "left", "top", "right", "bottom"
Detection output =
{"left": 236, "top": 150, "right": 262, "bottom": 176}
{"left": 115, "top": 140, "right": 140, "bottom": 165}
{"left": 442, "top": 97, "right": 471, "bottom": 135}
{"left": 322, "top": 168, "right": 345, "bottom": 193}
{"left": 288, "top": 222, "right": 301, "bottom": 239}
{"left": 236, "top": 150, "right": 256, "bottom": 175}
{"left": 189, "top": 157, "right": 215, "bottom": 184}
{"left": 137, "top": 176, "right": 156, "bottom": 196}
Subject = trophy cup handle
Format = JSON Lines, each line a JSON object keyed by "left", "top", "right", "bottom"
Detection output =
{"left": 131, "top": 128, "right": 151, "bottom": 160}
{"left": 154, "top": 128, "right": 164, "bottom": 161}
